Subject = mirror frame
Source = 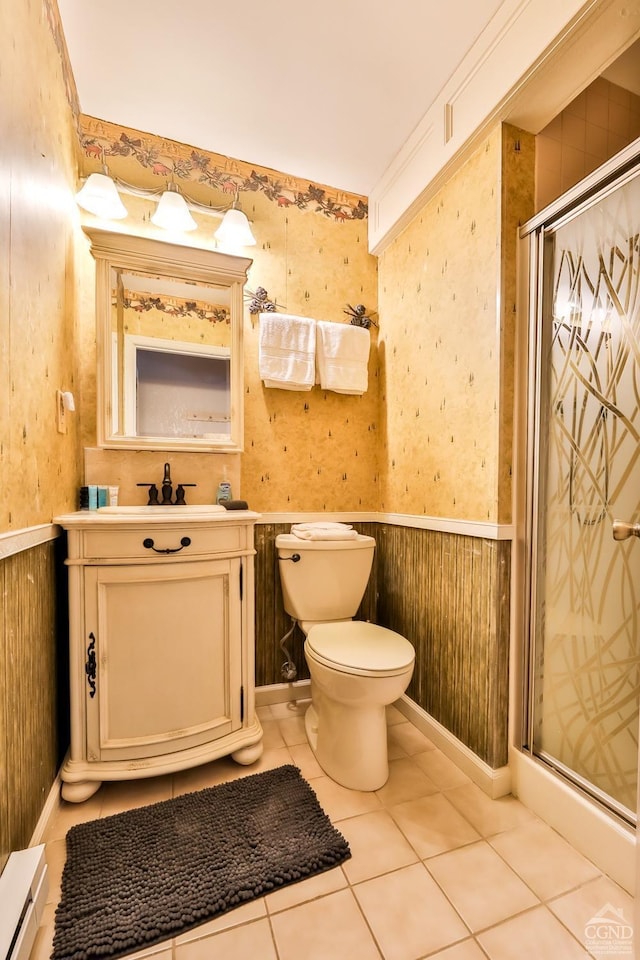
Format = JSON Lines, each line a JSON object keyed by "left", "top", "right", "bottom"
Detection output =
{"left": 84, "top": 227, "right": 252, "bottom": 452}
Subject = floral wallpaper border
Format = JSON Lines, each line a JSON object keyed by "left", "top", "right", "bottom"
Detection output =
{"left": 79, "top": 116, "right": 368, "bottom": 224}
{"left": 118, "top": 291, "right": 229, "bottom": 325}
{"left": 45, "top": 0, "right": 369, "bottom": 224}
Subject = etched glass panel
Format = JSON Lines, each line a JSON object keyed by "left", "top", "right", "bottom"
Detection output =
{"left": 532, "top": 169, "right": 640, "bottom": 819}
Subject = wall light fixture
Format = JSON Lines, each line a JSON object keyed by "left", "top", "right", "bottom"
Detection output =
{"left": 76, "top": 167, "right": 257, "bottom": 248}
{"left": 150, "top": 184, "right": 197, "bottom": 232}
{"left": 214, "top": 193, "right": 256, "bottom": 249}
{"left": 76, "top": 171, "right": 128, "bottom": 219}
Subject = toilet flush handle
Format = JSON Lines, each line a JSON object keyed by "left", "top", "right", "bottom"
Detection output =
{"left": 279, "top": 553, "right": 301, "bottom": 563}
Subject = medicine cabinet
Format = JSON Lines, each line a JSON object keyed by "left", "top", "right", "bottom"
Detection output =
{"left": 85, "top": 227, "right": 252, "bottom": 452}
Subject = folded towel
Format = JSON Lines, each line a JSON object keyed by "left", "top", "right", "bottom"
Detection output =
{"left": 259, "top": 313, "right": 316, "bottom": 390}
{"left": 316, "top": 320, "right": 370, "bottom": 395}
{"left": 291, "top": 521, "right": 359, "bottom": 541}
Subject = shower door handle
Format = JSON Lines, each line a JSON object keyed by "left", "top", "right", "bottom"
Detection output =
{"left": 612, "top": 519, "right": 640, "bottom": 541}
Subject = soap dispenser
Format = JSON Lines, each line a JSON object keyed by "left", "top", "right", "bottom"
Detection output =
{"left": 216, "top": 467, "right": 232, "bottom": 504}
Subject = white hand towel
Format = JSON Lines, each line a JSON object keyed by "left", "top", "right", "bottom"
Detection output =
{"left": 316, "top": 320, "right": 370, "bottom": 395}
{"left": 259, "top": 313, "right": 316, "bottom": 391}
{"left": 291, "top": 521, "right": 359, "bottom": 541}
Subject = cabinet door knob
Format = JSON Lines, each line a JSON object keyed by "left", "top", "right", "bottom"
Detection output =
{"left": 142, "top": 536, "right": 192, "bottom": 554}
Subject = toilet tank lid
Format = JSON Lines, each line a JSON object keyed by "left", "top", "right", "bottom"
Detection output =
{"left": 306, "top": 621, "right": 415, "bottom": 672}
{"left": 276, "top": 533, "right": 375, "bottom": 551}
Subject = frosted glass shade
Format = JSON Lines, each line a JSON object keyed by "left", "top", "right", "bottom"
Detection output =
{"left": 214, "top": 208, "right": 256, "bottom": 248}
{"left": 151, "top": 190, "right": 197, "bottom": 232}
{"left": 76, "top": 173, "right": 127, "bottom": 219}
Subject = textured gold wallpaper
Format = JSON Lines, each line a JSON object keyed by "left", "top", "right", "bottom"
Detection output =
{"left": 1, "top": 0, "right": 79, "bottom": 859}
{"left": 377, "top": 125, "right": 534, "bottom": 523}
{"left": 77, "top": 121, "right": 379, "bottom": 513}
{"left": 1, "top": 0, "right": 83, "bottom": 531}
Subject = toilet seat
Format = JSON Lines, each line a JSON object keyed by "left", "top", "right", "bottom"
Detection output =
{"left": 306, "top": 621, "right": 414, "bottom": 678}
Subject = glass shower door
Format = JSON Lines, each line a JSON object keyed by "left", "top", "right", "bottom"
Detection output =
{"left": 529, "top": 162, "right": 640, "bottom": 822}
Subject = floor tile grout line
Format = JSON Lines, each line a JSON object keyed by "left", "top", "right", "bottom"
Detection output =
{"left": 346, "top": 879, "right": 398, "bottom": 960}
{"left": 323, "top": 749, "right": 612, "bottom": 955}
{"left": 40, "top": 716, "right": 629, "bottom": 960}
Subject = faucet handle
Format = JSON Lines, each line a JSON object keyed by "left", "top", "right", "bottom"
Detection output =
{"left": 175, "top": 483, "right": 196, "bottom": 505}
{"left": 136, "top": 483, "right": 160, "bottom": 505}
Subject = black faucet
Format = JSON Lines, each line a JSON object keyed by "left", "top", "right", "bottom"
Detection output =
{"left": 137, "top": 463, "right": 196, "bottom": 505}
{"left": 161, "top": 462, "right": 173, "bottom": 504}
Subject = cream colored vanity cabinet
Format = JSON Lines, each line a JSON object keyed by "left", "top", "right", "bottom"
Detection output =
{"left": 54, "top": 510, "right": 263, "bottom": 802}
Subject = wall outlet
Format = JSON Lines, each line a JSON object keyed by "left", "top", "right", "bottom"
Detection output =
{"left": 56, "top": 390, "right": 67, "bottom": 434}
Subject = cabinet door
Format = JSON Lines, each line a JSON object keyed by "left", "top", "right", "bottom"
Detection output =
{"left": 84, "top": 558, "right": 241, "bottom": 762}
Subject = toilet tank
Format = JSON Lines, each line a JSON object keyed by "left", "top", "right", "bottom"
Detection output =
{"left": 276, "top": 533, "right": 375, "bottom": 622}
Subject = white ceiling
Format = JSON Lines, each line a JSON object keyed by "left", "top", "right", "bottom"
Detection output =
{"left": 57, "top": 0, "right": 508, "bottom": 196}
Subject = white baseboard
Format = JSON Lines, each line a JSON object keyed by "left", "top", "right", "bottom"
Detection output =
{"left": 29, "top": 772, "right": 63, "bottom": 847}
{"left": 255, "top": 680, "right": 311, "bottom": 707}
{"left": 395, "top": 694, "right": 511, "bottom": 799}
{"left": 255, "top": 683, "right": 509, "bottom": 799}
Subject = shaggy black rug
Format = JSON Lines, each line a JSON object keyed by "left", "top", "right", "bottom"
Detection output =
{"left": 52, "top": 765, "right": 350, "bottom": 960}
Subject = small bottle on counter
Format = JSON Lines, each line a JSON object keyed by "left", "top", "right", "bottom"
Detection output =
{"left": 216, "top": 467, "right": 232, "bottom": 504}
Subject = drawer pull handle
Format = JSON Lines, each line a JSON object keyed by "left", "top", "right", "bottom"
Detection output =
{"left": 142, "top": 536, "right": 192, "bottom": 554}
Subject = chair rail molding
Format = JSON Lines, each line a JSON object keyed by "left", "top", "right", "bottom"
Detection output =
{"left": 257, "top": 512, "right": 514, "bottom": 541}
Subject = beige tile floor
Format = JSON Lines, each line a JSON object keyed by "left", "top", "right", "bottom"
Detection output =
{"left": 33, "top": 702, "right": 634, "bottom": 960}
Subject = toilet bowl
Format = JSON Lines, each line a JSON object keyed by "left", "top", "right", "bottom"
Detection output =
{"left": 275, "top": 529, "right": 415, "bottom": 791}
{"left": 304, "top": 620, "right": 415, "bottom": 791}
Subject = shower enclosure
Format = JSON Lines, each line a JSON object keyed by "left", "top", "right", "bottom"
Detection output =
{"left": 520, "top": 143, "right": 640, "bottom": 825}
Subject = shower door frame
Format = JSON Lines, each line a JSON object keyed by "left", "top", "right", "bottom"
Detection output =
{"left": 514, "top": 137, "right": 640, "bottom": 829}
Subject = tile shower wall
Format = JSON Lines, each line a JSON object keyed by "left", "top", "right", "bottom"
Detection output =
{"left": 536, "top": 76, "right": 640, "bottom": 211}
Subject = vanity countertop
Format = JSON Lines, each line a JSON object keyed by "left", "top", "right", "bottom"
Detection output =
{"left": 54, "top": 506, "right": 261, "bottom": 527}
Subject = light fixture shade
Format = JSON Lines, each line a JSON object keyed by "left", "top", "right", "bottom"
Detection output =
{"left": 151, "top": 190, "right": 197, "bottom": 232}
{"left": 76, "top": 172, "right": 127, "bottom": 219}
{"left": 214, "top": 208, "right": 256, "bottom": 248}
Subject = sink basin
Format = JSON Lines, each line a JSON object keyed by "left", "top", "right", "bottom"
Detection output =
{"left": 98, "top": 504, "right": 228, "bottom": 515}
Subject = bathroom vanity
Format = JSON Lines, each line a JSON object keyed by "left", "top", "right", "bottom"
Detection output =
{"left": 54, "top": 506, "right": 263, "bottom": 801}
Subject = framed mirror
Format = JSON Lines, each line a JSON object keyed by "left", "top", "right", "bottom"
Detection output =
{"left": 84, "top": 227, "right": 252, "bottom": 452}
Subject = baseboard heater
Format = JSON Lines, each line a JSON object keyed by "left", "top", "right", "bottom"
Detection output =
{"left": 0, "top": 846, "right": 48, "bottom": 960}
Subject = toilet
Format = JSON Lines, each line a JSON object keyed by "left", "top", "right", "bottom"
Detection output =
{"left": 276, "top": 529, "right": 415, "bottom": 791}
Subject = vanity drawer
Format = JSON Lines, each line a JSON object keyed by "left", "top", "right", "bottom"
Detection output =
{"left": 82, "top": 525, "right": 243, "bottom": 560}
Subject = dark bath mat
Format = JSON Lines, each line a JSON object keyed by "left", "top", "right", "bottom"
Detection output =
{"left": 52, "top": 764, "right": 350, "bottom": 960}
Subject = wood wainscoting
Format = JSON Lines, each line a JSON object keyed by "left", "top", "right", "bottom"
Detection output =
{"left": 0, "top": 536, "right": 67, "bottom": 868}
{"left": 375, "top": 523, "right": 510, "bottom": 769}
{"left": 254, "top": 519, "right": 510, "bottom": 770}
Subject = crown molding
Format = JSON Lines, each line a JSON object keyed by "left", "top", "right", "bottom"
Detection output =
{"left": 368, "top": 0, "right": 640, "bottom": 253}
